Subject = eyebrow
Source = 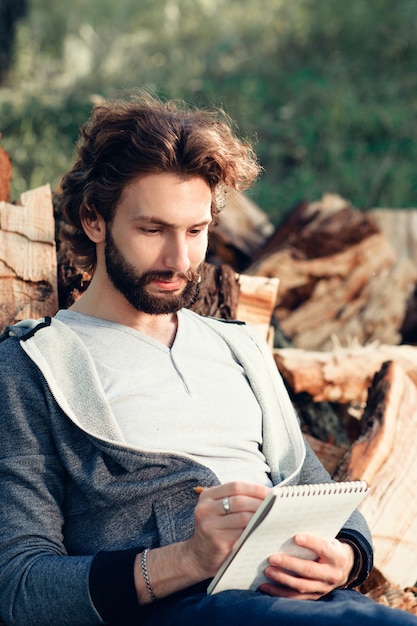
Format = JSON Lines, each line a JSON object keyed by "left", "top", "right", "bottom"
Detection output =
{"left": 131, "top": 215, "right": 212, "bottom": 228}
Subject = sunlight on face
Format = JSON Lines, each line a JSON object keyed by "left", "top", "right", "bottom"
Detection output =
{"left": 104, "top": 173, "right": 212, "bottom": 313}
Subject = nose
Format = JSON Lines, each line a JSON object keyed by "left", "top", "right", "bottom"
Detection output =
{"left": 163, "top": 233, "right": 190, "bottom": 274}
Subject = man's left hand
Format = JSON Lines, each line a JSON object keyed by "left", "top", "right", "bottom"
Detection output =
{"left": 259, "top": 533, "right": 355, "bottom": 600}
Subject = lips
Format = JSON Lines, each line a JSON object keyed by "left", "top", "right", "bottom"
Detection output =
{"left": 150, "top": 278, "right": 185, "bottom": 291}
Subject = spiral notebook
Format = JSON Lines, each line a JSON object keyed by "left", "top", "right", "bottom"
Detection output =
{"left": 207, "top": 480, "right": 368, "bottom": 594}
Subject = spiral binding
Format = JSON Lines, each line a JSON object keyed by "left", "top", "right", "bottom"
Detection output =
{"left": 278, "top": 480, "right": 368, "bottom": 498}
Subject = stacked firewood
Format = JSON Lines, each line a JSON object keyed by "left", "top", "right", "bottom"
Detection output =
{"left": 209, "top": 191, "right": 417, "bottom": 612}
{"left": 2, "top": 145, "right": 417, "bottom": 613}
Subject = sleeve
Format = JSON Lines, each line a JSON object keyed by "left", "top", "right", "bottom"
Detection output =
{"left": 337, "top": 529, "right": 373, "bottom": 587}
{"left": 89, "top": 549, "right": 142, "bottom": 624}
{"left": 0, "top": 341, "right": 104, "bottom": 626}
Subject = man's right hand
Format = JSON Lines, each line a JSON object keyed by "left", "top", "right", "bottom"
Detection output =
{"left": 187, "top": 481, "right": 271, "bottom": 579}
{"left": 134, "top": 481, "right": 270, "bottom": 604}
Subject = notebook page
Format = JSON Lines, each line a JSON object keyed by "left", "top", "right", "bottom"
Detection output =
{"left": 208, "top": 481, "right": 368, "bottom": 594}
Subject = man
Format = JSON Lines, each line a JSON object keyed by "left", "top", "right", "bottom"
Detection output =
{"left": 0, "top": 92, "right": 415, "bottom": 626}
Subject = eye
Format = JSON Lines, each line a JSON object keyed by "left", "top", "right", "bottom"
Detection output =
{"left": 188, "top": 226, "right": 207, "bottom": 236}
{"left": 140, "top": 227, "right": 162, "bottom": 235}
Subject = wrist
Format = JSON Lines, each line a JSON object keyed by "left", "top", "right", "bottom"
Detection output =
{"left": 134, "top": 551, "right": 154, "bottom": 605}
{"left": 141, "top": 549, "right": 157, "bottom": 602}
{"left": 338, "top": 538, "right": 363, "bottom": 588}
{"left": 133, "top": 541, "right": 210, "bottom": 604}
{"left": 181, "top": 537, "right": 213, "bottom": 581}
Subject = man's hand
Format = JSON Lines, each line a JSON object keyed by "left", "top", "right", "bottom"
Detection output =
{"left": 186, "top": 481, "right": 271, "bottom": 579}
{"left": 259, "top": 533, "right": 355, "bottom": 600}
{"left": 134, "top": 485, "right": 355, "bottom": 605}
{"left": 135, "top": 481, "right": 270, "bottom": 604}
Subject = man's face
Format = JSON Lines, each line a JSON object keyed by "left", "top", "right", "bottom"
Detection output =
{"left": 103, "top": 173, "right": 212, "bottom": 315}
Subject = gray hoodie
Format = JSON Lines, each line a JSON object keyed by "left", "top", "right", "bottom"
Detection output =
{"left": 0, "top": 313, "right": 372, "bottom": 625}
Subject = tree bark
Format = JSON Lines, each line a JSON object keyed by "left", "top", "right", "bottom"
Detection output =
{"left": 273, "top": 343, "right": 417, "bottom": 404}
{"left": 236, "top": 274, "right": 279, "bottom": 342}
{"left": 335, "top": 361, "right": 417, "bottom": 588}
{"left": 0, "top": 184, "right": 58, "bottom": 329}
{"left": 247, "top": 194, "right": 417, "bottom": 350}
{"left": 0, "top": 143, "right": 12, "bottom": 202}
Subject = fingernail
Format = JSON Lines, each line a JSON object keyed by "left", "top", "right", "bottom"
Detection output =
{"left": 270, "top": 555, "right": 282, "bottom": 566}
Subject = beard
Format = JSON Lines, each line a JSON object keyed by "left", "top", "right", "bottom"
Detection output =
{"left": 104, "top": 228, "right": 201, "bottom": 314}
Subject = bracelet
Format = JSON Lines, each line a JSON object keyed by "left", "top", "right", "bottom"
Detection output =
{"left": 141, "top": 548, "right": 157, "bottom": 602}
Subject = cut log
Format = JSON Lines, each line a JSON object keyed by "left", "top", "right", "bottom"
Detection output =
{"left": 275, "top": 343, "right": 417, "bottom": 591}
{"left": 0, "top": 143, "right": 12, "bottom": 202}
{"left": 253, "top": 194, "right": 379, "bottom": 261}
{"left": 207, "top": 189, "right": 274, "bottom": 271}
{"left": 273, "top": 343, "right": 417, "bottom": 404}
{"left": 188, "top": 263, "right": 240, "bottom": 320}
{"left": 361, "top": 567, "right": 417, "bottom": 614}
{"left": 236, "top": 274, "right": 279, "bottom": 342}
{"left": 335, "top": 360, "right": 417, "bottom": 588}
{"left": 370, "top": 208, "right": 417, "bottom": 345}
{"left": 304, "top": 434, "right": 347, "bottom": 476}
{"left": 247, "top": 195, "right": 417, "bottom": 350}
{"left": 191, "top": 271, "right": 279, "bottom": 341}
{"left": 0, "top": 184, "right": 58, "bottom": 329}
{"left": 369, "top": 208, "right": 417, "bottom": 266}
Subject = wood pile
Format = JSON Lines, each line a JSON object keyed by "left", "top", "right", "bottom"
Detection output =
{"left": 246, "top": 194, "right": 417, "bottom": 350}
{"left": 0, "top": 181, "right": 58, "bottom": 327}
{"left": 210, "top": 191, "right": 417, "bottom": 612}
{"left": 2, "top": 147, "right": 417, "bottom": 614}
{"left": 210, "top": 190, "right": 417, "bottom": 614}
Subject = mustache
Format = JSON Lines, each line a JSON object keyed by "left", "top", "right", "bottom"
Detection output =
{"left": 142, "top": 269, "right": 200, "bottom": 284}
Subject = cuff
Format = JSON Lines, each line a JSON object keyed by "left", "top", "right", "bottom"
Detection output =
{"left": 337, "top": 529, "right": 373, "bottom": 587}
{"left": 89, "top": 548, "right": 142, "bottom": 624}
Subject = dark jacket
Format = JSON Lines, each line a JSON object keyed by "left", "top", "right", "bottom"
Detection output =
{"left": 0, "top": 314, "right": 373, "bottom": 625}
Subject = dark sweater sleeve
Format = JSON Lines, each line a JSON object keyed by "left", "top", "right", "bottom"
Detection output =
{"left": 337, "top": 528, "right": 374, "bottom": 587}
{"left": 89, "top": 550, "right": 209, "bottom": 625}
{"left": 89, "top": 549, "right": 142, "bottom": 625}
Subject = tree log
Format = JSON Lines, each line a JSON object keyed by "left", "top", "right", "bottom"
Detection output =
{"left": 361, "top": 567, "right": 417, "bottom": 615}
{"left": 335, "top": 361, "right": 417, "bottom": 588}
{"left": 236, "top": 274, "right": 279, "bottom": 342}
{"left": 207, "top": 189, "right": 274, "bottom": 271}
{"left": 247, "top": 195, "right": 417, "bottom": 350}
{"left": 304, "top": 434, "right": 347, "bottom": 476}
{"left": 0, "top": 184, "right": 58, "bottom": 329}
{"left": 188, "top": 263, "right": 240, "bottom": 320}
{"left": 369, "top": 208, "right": 417, "bottom": 345}
{"left": 273, "top": 343, "right": 417, "bottom": 404}
{"left": 0, "top": 143, "right": 12, "bottom": 202}
{"left": 369, "top": 208, "right": 417, "bottom": 266}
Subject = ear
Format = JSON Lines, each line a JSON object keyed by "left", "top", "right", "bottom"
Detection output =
{"left": 80, "top": 206, "right": 106, "bottom": 244}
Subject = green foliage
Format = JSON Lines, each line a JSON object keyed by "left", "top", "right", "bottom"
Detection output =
{"left": 1, "top": 0, "right": 417, "bottom": 221}
{"left": 0, "top": 0, "right": 27, "bottom": 79}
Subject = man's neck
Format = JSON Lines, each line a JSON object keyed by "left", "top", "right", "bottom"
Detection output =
{"left": 69, "top": 279, "right": 179, "bottom": 348}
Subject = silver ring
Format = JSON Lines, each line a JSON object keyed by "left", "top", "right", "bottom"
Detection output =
{"left": 222, "top": 496, "right": 231, "bottom": 515}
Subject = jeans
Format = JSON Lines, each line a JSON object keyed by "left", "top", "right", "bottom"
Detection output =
{"left": 141, "top": 588, "right": 417, "bottom": 626}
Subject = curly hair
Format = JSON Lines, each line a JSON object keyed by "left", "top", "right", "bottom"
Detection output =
{"left": 60, "top": 90, "right": 261, "bottom": 272}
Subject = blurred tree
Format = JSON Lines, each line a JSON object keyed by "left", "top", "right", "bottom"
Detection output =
{"left": 0, "top": 0, "right": 27, "bottom": 82}
{"left": 1, "top": 0, "right": 416, "bottom": 220}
